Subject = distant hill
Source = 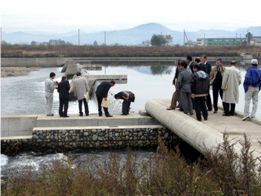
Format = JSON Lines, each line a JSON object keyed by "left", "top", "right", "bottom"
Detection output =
{"left": 2, "top": 23, "right": 261, "bottom": 45}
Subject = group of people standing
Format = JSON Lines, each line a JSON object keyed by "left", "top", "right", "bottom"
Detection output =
{"left": 44, "top": 72, "right": 135, "bottom": 117}
{"left": 168, "top": 56, "right": 261, "bottom": 121}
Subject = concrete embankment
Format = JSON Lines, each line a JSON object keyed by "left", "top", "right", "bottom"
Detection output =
{"left": 145, "top": 99, "right": 261, "bottom": 162}
{"left": 1, "top": 56, "right": 242, "bottom": 67}
{"left": 1, "top": 114, "right": 177, "bottom": 155}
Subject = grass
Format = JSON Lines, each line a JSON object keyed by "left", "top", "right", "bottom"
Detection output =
{"left": 2, "top": 134, "right": 261, "bottom": 196}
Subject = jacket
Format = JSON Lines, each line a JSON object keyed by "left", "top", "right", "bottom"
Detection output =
{"left": 205, "top": 61, "right": 212, "bottom": 75}
{"left": 243, "top": 66, "right": 261, "bottom": 92}
{"left": 115, "top": 91, "right": 135, "bottom": 102}
{"left": 96, "top": 81, "right": 112, "bottom": 98}
{"left": 191, "top": 71, "right": 209, "bottom": 96}
{"left": 58, "top": 79, "right": 70, "bottom": 99}
{"left": 222, "top": 66, "right": 241, "bottom": 103}
{"left": 210, "top": 65, "right": 225, "bottom": 85}
{"left": 177, "top": 69, "right": 193, "bottom": 93}
{"left": 70, "top": 76, "right": 89, "bottom": 100}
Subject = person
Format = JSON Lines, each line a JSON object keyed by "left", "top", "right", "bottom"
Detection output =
{"left": 210, "top": 58, "right": 225, "bottom": 113}
{"left": 187, "top": 55, "right": 195, "bottom": 72}
{"left": 70, "top": 72, "right": 89, "bottom": 116}
{"left": 195, "top": 57, "right": 207, "bottom": 73}
{"left": 45, "top": 72, "right": 56, "bottom": 116}
{"left": 242, "top": 59, "right": 261, "bottom": 120}
{"left": 201, "top": 55, "right": 212, "bottom": 111}
{"left": 191, "top": 64, "right": 209, "bottom": 121}
{"left": 221, "top": 60, "right": 241, "bottom": 116}
{"left": 95, "top": 80, "right": 115, "bottom": 117}
{"left": 167, "top": 59, "right": 182, "bottom": 110}
{"left": 176, "top": 60, "right": 193, "bottom": 115}
{"left": 57, "top": 76, "right": 70, "bottom": 117}
{"left": 114, "top": 91, "right": 135, "bottom": 115}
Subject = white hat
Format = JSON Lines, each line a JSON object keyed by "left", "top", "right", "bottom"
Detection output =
{"left": 251, "top": 59, "right": 258, "bottom": 65}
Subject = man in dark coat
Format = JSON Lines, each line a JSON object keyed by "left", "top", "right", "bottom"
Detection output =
{"left": 114, "top": 91, "right": 135, "bottom": 115}
{"left": 201, "top": 55, "right": 213, "bottom": 111}
{"left": 191, "top": 64, "right": 209, "bottom": 121}
{"left": 57, "top": 76, "right": 70, "bottom": 117}
{"left": 95, "top": 80, "right": 115, "bottom": 117}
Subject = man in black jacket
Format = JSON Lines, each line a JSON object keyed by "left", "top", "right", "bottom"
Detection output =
{"left": 95, "top": 80, "right": 115, "bottom": 117}
{"left": 114, "top": 91, "right": 135, "bottom": 115}
{"left": 58, "top": 76, "right": 70, "bottom": 117}
{"left": 201, "top": 55, "right": 213, "bottom": 111}
{"left": 191, "top": 64, "right": 209, "bottom": 121}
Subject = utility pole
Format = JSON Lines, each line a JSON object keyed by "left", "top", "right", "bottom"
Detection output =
{"left": 104, "top": 31, "right": 106, "bottom": 45}
{"left": 203, "top": 33, "right": 206, "bottom": 47}
{"left": 78, "top": 29, "right": 80, "bottom": 46}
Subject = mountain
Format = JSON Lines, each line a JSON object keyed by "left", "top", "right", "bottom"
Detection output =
{"left": 2, "top": 23, "right": 261, "bottom": 45}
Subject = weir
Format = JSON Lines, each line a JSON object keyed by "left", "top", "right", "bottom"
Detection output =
{"left": 1, "top": 114, "right": 177, "bottom": 155}
{"left": 145, "top": 99, "right": 261, "bottom": 163}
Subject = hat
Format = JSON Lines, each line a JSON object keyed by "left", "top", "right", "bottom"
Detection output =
{"left": 230, "top": 60, "right": 237, "bottom": 65}
{"left": 251, "top": 59, "right": 258, "bottom": 65}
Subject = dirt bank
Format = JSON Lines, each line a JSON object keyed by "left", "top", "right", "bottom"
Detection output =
{"left": 1, "top": 67, "right": 39, "bottom": 77}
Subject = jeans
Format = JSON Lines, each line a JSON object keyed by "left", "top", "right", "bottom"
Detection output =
{"left": 244, "top": 86, "right": 259, "bottom": 117}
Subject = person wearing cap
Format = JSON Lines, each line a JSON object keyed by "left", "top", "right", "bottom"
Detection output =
{"left": 221, "top": 60, "right": 241, "bottom": 116}
{"left": 242, "top": 59, "right": 261, "bottom": 120}
{"left": 45, "top": 72, "right": 56, "bottom": 116}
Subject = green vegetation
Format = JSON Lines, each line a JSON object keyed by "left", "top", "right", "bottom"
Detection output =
{"left": 2, "top": 134, "right": 261, "bottom": 196}
{"left": 150, "top": 34, "right": 173, "bottom": 46}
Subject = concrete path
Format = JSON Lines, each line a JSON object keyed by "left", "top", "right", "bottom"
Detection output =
{"left": 1, "top": 113, "right": 160, "bottom": 137}
{"left": 145, "top": 99, "right": 261, "bottom": 157}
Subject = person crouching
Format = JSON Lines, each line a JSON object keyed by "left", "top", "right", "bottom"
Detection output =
{"left": 191, "top": 64, "right": 209, "bottom": 121}
{"left": 114, "top": 91, "right": 135, "bottom": 115}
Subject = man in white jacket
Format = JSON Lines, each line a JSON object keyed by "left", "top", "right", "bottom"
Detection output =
{"left": 70, "top": 72, "right": 89, "bottom": 116}
{"left": 45, "top": 72, "right": 56, "bottom": 116}
{"left": 221, "top": 61, "right": 241, "bottom": 116}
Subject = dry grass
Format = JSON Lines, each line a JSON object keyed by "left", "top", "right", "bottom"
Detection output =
{"left": 2, "top": 136, "right": 261, "bottom": 196}
{"left": 2, "top": 45, "right": 261, "bottom": 58}
{"left": 1, "top": 67, "right": 39, "bottom": 77}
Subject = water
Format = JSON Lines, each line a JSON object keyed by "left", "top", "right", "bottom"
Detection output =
{"left": 0, "top": 150, "right": 155, "bottom": 179}
{"left": 1, "top": 64, "right": 261, "bottom": 178}
{"left": 1, "top": 65, "right": 260, "bottom": 117}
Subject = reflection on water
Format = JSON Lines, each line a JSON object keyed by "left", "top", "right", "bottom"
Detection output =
{"left": 133, "top": 65, "right": 173, "bottom": 75}
{"left": 1, "top": 64, "right": 260, "bottom": 118}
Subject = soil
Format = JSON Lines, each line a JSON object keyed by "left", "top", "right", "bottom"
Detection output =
{"left": 1, "top": 67, "right": 39, "bottom": 77}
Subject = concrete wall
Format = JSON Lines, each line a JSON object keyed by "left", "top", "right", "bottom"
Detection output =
{"left": 1, "top": 115, "right": 37, "bottom": 137}
{"left": 1, "top": 126, "right": 177, "bottom": 155}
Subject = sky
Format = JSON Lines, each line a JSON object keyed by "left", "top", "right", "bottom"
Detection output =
{"left": 1, "top": 0, "right": 261, "bottom": 33}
